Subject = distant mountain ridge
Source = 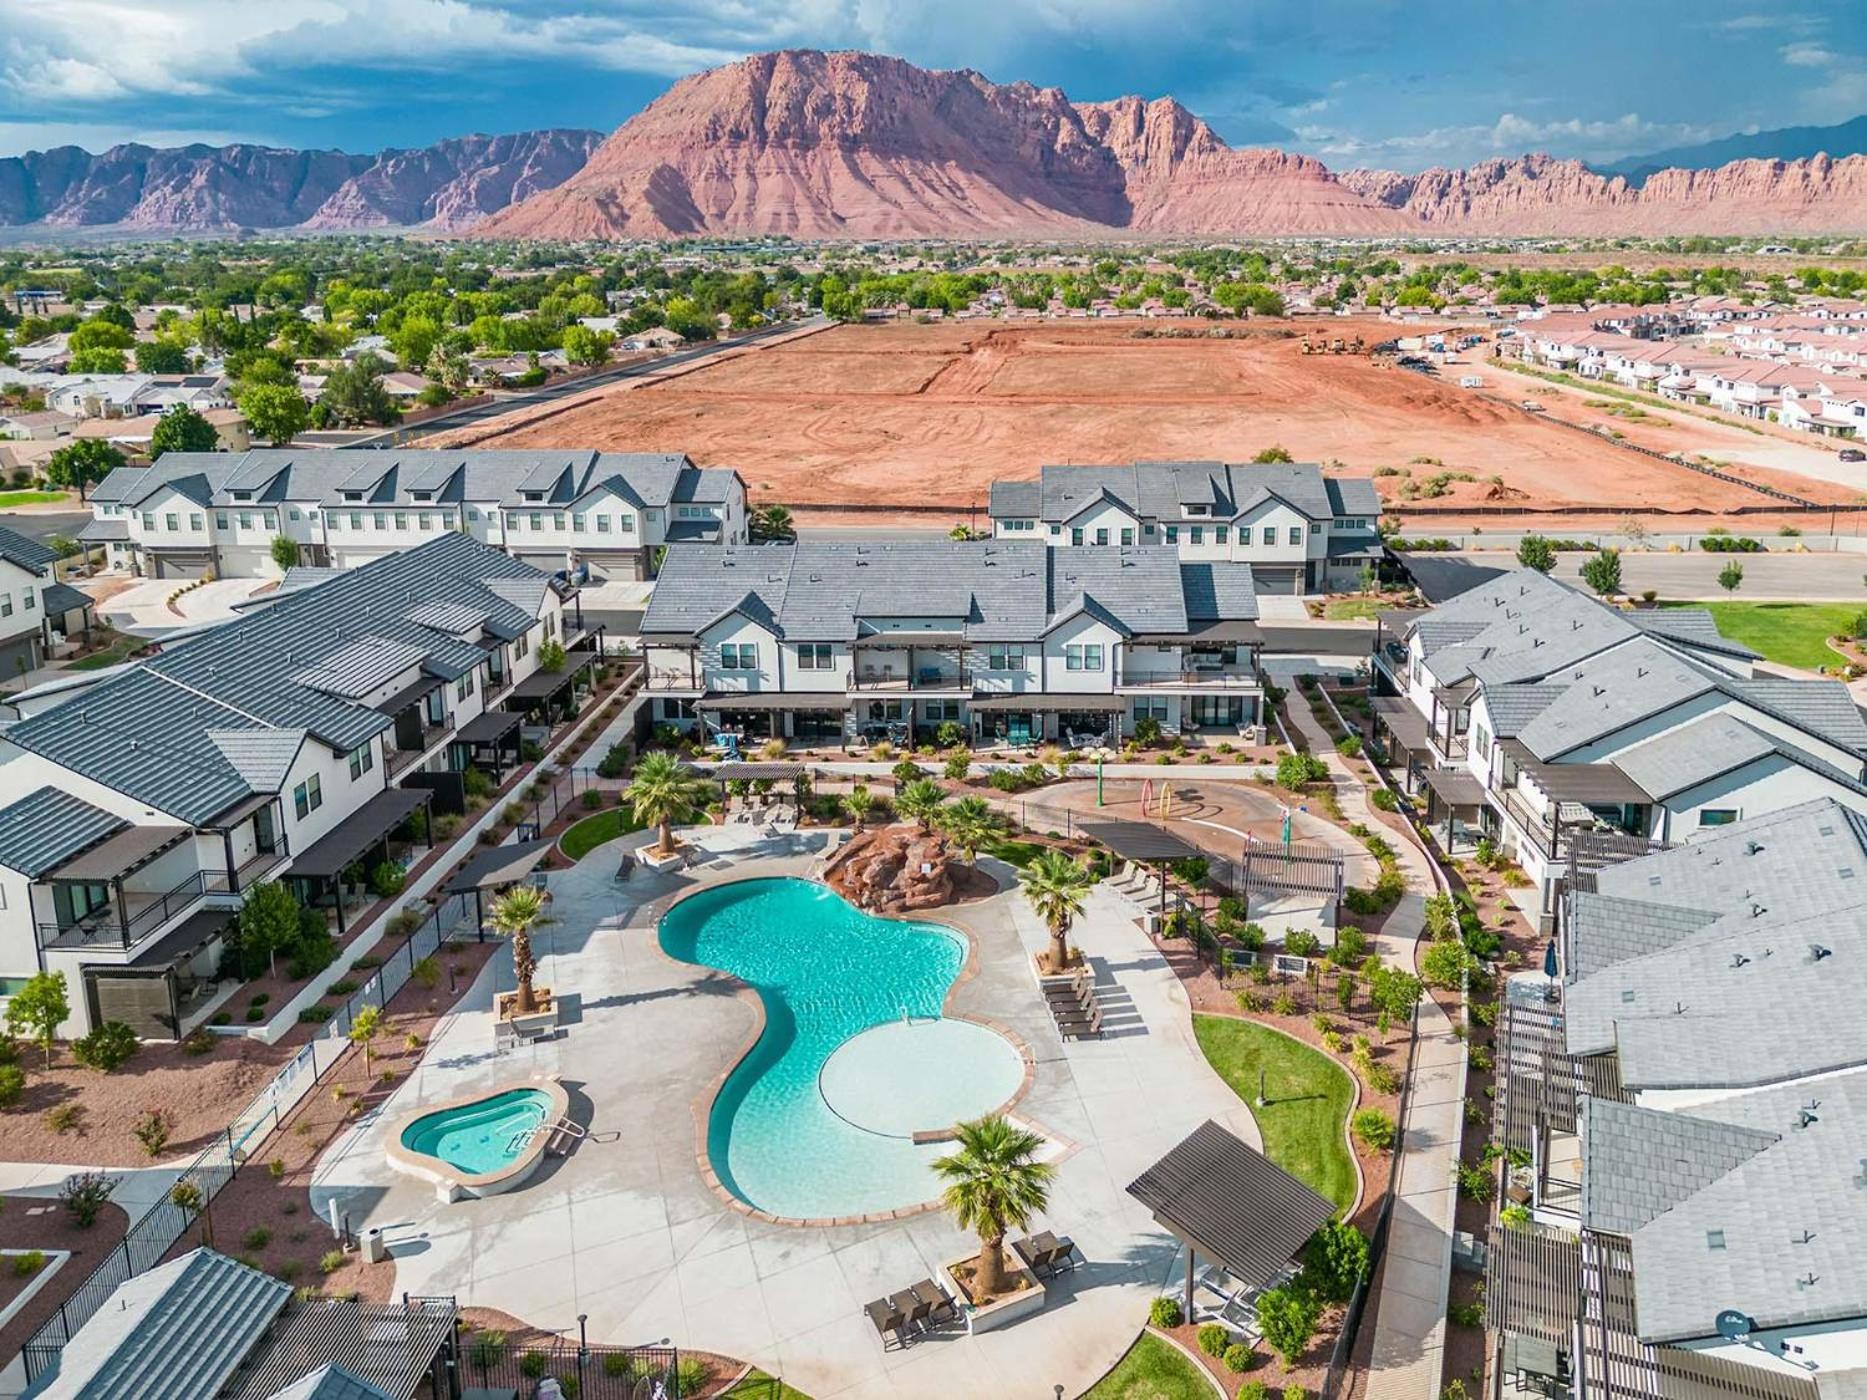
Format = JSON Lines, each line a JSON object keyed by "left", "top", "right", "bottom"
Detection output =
{"left": 2, "top": 52, "right": 1862, "bottom": 238}
{"left": 1602, "top": 115, "right": 1867, "bottom": 185}
{"left": 0, "top": 130, "right": 602, "bottom": 230}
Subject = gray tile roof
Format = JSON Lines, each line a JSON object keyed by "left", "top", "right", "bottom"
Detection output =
{"left": 0, "top": 786, "right": 127, "bottom": 878}
{"left": 1480, "top": 683, "right": 1569, "bottom": 737}
{"left": 1729, "top": 677, "right": 1867, "bottom": 756}
{"left": 4, "top": 533, "right": 552, "bottom": 824}
{"left": 0, "top": 522, "right": 57, "bottom": 574}
{"left": 642, "top": 542, "right": 1258, "bottom": 644}
{"left": 1514, "top": 638, "right": 1719, "bottom": 759}
{"left": 41, "top": 581, "right": 92, "bottom": 619}
{"left": 1627, "top": 1069, "right": 1867, "bottom": 1343}
{"left": 986, "top": 460, "right": 1370, "bottom": 525}
{"left": 292, "top": 638, "right": 430, "bottom": 700}
{"left": 1628, "top": 607, "right": 1761, "bottom": 660}
{"left": 1579, "top": 1096, "right": 1778, "bottom": 1237}
{"left": 33, "top": 1246, "right": 291, "bottom": 1399}
{"left": 1564, "top": 891, "right": 1722, "bottom": 979}
{"left": 1610, "top": 712, "right": 1780, "bottom": 800}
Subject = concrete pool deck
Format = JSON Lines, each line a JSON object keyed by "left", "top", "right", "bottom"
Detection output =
{"left": 311, "top": 824, "right": 1260, "bottom": 1398}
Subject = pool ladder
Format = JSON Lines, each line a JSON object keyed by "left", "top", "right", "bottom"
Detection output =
{"left": 505, "top": 1116, "right": 585, "bottom": 1153}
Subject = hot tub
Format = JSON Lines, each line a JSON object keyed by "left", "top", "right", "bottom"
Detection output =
{"left": 386, "top": 1077, "right": 571, "bottom": 1202}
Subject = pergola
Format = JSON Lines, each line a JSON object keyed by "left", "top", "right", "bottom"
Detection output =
{"left": 441, "top": 837, "right": 556, "bottom": 936}
{"left": 501, "top": 654, "right": 600, "bottom": 728}
{"left": 1128, "top": 1119, "right": 1337, "bottom": 1321}
{"left": 450, "top": 708, "right": 524, "bottom": 779}
{"left": 288, "top": 788, "right": 433, "bottom": 932}
{"left": 1422, "top": 766, "right": 1488, "bottom": 851}
{"left": 701, "top": 761, "right": 814, "bottom": 812}
{"left": 1077, "top": 818, "right": 1201, "bottom": 917}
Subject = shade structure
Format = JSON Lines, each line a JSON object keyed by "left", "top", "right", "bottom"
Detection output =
{"left": 1422, "top": 767, "right": 1487, "bottom": 807}
{"left": 289, "top": 788, "right": 432, "bottom": 880}
{"left": 372, "top": 673, "right": 444, "bottom": 716}
{"left": 442, "top": 838, "right": 556, "bottom": 895}
{"left": 454, "top": 709, "right": 521, "bottom": 745}
{"left": 1075, "top": 818, "right": 1201, "bottom": 863}
{"left": 47, "top": 823, "right": 191, "bottom": 882}
{"left": 970, "top": 694, "right": 1126, "bottom": 712}
{"left": 695, "top": 693, "right": 848, "bottom": 711}
{"left": 702, "top": 762, "right": 812, "bottom": 781}
{"left": 1127, "top": 1119, "right": 1337, "bottom": 1309}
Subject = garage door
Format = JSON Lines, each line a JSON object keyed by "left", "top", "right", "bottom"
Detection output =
{"left": 1256, "top": 566, "right": 1304, "bottom": 596}
{"left": 578, "top": 550, "right": 645, "bottom": 582}
{"left": 151, "top": 552, "right": 212, "bottom": 580}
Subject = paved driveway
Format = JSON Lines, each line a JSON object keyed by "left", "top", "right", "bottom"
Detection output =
{"left": 312, "top": 826, "right": 1259, "bottom": 1397}
{"left": 95, "top": 576, "right": 273, "bottom": 634}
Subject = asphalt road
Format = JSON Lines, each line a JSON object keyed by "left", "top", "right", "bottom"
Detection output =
{"left": 1437, "top": 548, "right": 1867, "bottom": 601}
{"left": 345, "top": 316, "right": 830, "bottom": 448}
{"left": 0, "top": 510, "right": 90, "bottom": 545}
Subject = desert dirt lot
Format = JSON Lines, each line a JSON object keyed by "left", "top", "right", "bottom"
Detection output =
{"left": 455, "top": 318, "right": 1859, "bottom": 522}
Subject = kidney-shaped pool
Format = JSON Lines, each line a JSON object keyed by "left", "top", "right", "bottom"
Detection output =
{"left": 658, "top": 877, "right": 1026, "bottom": 1220}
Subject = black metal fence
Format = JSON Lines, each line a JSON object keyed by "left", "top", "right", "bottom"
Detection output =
{"left": 461, "top": 1333, "right": 686, "bottom": 1398}
{"left": 503, "top": 762, "right": 607, "bottom": 840}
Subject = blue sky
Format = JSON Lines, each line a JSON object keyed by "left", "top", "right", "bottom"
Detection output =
{"left": 0, "top": 0, "right": 1861, "bottom": 166}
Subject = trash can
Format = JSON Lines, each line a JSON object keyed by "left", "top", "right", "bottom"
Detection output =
{"left": 362, "top": 1228, "right": 387, "bottom": 1264}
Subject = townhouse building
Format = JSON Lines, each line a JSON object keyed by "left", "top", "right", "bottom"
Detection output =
{"left": 1371, "top": 568, "right": 1867, "bottom": 925}
{"left": 79, "top": 448, "right": 748, "bottom": 581}
{"left": 1486, "top": 799, "right": 1867, "bottom": 1400}
{"left": 0, "top": 532, "right": 591, "bottom": 1039}
{"left": 641, "top": 540, "right": 1265, "bottom": 748}
{"left": 0, "top": 524, "right": 95, "bottom": 679}
{"left": 987, "top": 461, "right": 1383, "bottom": 594}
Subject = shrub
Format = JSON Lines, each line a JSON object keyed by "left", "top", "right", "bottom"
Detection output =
{"left": 1149, "top": 1295, "right": 1184, "bottom": 1329}
{"left": 328, "top": 979, "right": 360, "bottom": 997}
{"left": 1275, "top": 752, "right": 1328, "bottom": 790}
{"left": 368, "top": 862, "right": 406, "bottom": 898}
{"left": 72, "top": 1020, "right": 140, "bottom": 1072}
{"left": 987, "top": 767, "right": 1022, "bottom": 793}
{"left": 0, "top": 1064, "right": 24, "bottom": 1109}
{"left": 1224, "top": 1343, "right": 1254, "bottom": 1373}
{"left": 1241, "top": 1384, "right": 1270, "bottom": 1400}
{"left": 1352, "top": 1107, "right": 1398, "bottom": 1152}
{"left": 675, "top": 1359, "right": 711, "bottom": 1396}
{"left": 243, "top": 1226, "right": 272, "bottom": 1250}
{"left": 943, "top": 751, "right": 971, "bottom": 781}
{"left": 60, "top": 1170, "right": 118, "bottom": 1227}
{"left": 1272, "top": 989, "right": 1299, "bottom": 1016}
{"left": 1456, "top": 1160, "right": 1496, "bottom": 1201}
{"left": 1256, "top": 1284, "right": 1321, "bottom": 1367}
{"left": 298, "top": 1005, "right": 335, "bottom": 1024}
{"left": 319, "top": 1249, "right": 346, "bottom": 1274}
{"left": 1449, "top": 1300, "right": 1485, "bottom": 1329}
{"left": 1335, "top": 734, "right": 1363, "bottom": 757}
{"left": 1238, "top": 989, "right": 1267, "bottom": 1013}
{"left": 1197, "top": 1322, "right": 1230, "bottom": 1356}
{"left": 181, "top": 1027, "right": 217, "bottom": 1055}
{"left": 133, "top": 1111, "right": 171, "bottom": 1158}
{"left": 1303, "top": 1220, "right": 1371, "bottom": 1302}
{"left": 12, "top": 1250, "right": 45, "bottom": 1277}
{"left": 44, "top": 1103, "right": 83, "bottom": 1135}
{"left": 1370, "top": 786, "right": 1397, "bottom": 811}
{"left": 1286, "top": 1388, "right": 1307, "bottom": 1400}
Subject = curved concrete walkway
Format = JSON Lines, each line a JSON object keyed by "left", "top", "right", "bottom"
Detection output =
{"left": 310, "top": 822, "right": 1258, "bottom": 1398}
{"left": 1265, "top": 667, "right": 1466, "bottom": 1400}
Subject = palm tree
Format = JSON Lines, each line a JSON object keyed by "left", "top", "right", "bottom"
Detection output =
{"left": 1022, "top": 848, "right": 1093, "bottom": 972}
{"left": 489, "top": 885, "right": 550, "bottom": 1015}
{"left": 842, "top": 783, "right": 874, "bottom": 831}
{"left": 933, "top": 1115, "right": 1055, "bottom": 1300}
{"left": 750, "top": 504, "right": 795, "bottom": 542}
{"left": 938, "top": 795, "right": 1004, "bottom": 863}
{"left": 626, "top": 750, "right": 709, "bottom": 856}
{"left": 896, "top": 777, "right": 947, "bottom": 830}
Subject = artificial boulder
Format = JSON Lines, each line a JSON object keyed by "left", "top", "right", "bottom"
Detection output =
{"left": 826, "top": 822, "right": 957, "bottom": 913}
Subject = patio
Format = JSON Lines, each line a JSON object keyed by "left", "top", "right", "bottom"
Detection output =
{"left": 308, "top": 822, "right": 1263, "bottom": 1397}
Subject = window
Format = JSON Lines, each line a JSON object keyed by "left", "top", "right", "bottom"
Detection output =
{"left": 513, "top": 630, "right": 529, "bottom": 660}
{"left": 1143, "top": 523, "right": 1155, "bottom": 536}
{"left": 572, "top": 513, "right": 586, "bottom": 533}
{"left": 987, "top": 644, "right": 1026, "bottom": 671}
{"left": 0, "top": 595, "right": 11, "bottom": 618}
{"left": 288, "top": 508, "right": 301, "bottom": 522}
{"left": 465, "top": 507, "right": 479, "bottom": 522}
{"left": 262, "top": 511, "right": 276, "bottom": 530}
{"left": 1065, "top": 643, "right": 1104, "bottom": 672}
{"left": 1071, "top": 527, "right": 1085, "bottom": 546}
{"left": 796, "top": 643, "right": 832, "bottom": 670}
{"left": 188, "top": 514, "right": 202, "bottom": 531}
{"left": 720, "top": 642, "right": 757, "bottom": 670}
{"left": 1163, "top": 526, "right": 1178, "bottom": 543}
{"left": 237, "top": 512, "right": 251, "bottom": 530}
{"left": 1049, "top": 524, "right": 1061, "bottom": 536}
{"left": 373, "top": 513, "right": 387, "bottom": 531}
{"left": 292, "top": 774, "right": 323, "bottom": 819}
{"left": 215, "top": 511, "right": 229, "bottom": 530}
{"left": 1133, "top": 697, "right": 1169, "bottom": 722}
{"left": 394, "top": 512, "right": 408, "bottom": 531}
{"left": 347, "top": 743, "right": 374, "bottom": 780}
{"left": 1189, "top": 526, "right": 1204, "bottom": 545}
{"left": 618, "top": 513, "right": 635, "bottom": 533}
{"left": 529, "top": 513, "right": 543, "bottom": 532}
{"left": 1094, "top": 528, "right": 1109, "bottom": 546}
{"left": 328, "top": 514, "right": 343, "bottom": 532}
{"left": 21, "top": 588, "right": 33, "bottom": 610}
{"left": 551, "top": 513, "right": 565, "bottom": 532}
{"left": 165, "top": 513, "right": 179, "bottom": 532}
{"left": 1214, "top": 526, "right": 1228, "bottom": 544}
{"left": 1473, "top": 726, "right": 1491, "bottom": 760}
{"left": 1288, "top": 527, "right": 1303, "bottom": 546}
{"left": 596, "top": 515, "right": 611, "bottom": 534}
{"left": 1699, "top": 809, "right": 1740, "bottom": 828}
{"left": 1120, "top": 527, "right": 1135, "bottom": 546}
{"left": 349, "top": 512, "right": 362, "bottom": 530}
{"left": 141, "top": 512, "right": 155, "bottom": 530}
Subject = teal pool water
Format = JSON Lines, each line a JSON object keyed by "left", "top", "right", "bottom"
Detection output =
{"left": 400, "top": 1088, "right": 553, "bottom": 1175}
{"left": 659, "top": 877, "right": 1021, "bottom": 1219}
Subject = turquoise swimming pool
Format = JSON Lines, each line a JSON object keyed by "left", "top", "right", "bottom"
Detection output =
{"left": 658, "top": 877, "right": 1025, "bottom": 1219}
{"left": 399, "top": 1088, "right": 553, "bottom": 1176}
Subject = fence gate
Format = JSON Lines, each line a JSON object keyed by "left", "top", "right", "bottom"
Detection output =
{"left": 1226, "top": 844, "right": 1346, "bottom": 900}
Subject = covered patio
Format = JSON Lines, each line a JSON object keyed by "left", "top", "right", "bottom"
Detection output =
{"left": 1371, "top": 696, "right": 1432, "bottom": 794}
{"left": 1421, "top": 766, "right": 1488, "bottom": 855}
{"left": 971, "top": 693, "right": 1124, "bottom": 748}
{"left": 1127, "top": 1118, "right": 1337, "bottom": 1328}
{"left": 288, "top": 788, "right": 434, "bottom": 933}
{"left": 449, "top": 707, "right": 524, "bottom": 781}
{"left": 500, "top": 654, "right": 600, "bottom": 730}
{"left": 1077, "top": 817, "right": 1201, "bottom": 921}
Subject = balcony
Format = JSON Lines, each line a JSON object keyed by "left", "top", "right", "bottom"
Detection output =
{"left": 848, "top": 666, "right": 970, "bottom": 692}
{"left": 1116, "top": 666, "right": 1260, "bottom": 691}
{"left": 37, "top": 854, "right": 275, "bottom": 953}
{"left": 1500, "top": 789, "right": 1559, "bottom": 861}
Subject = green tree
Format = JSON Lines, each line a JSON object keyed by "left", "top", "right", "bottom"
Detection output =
{"left": 937, "top": 794, "right": 1003, "bottom": 862}
{"left": 1021, "top": 848, "right": 1094, "bottom": 972}
{"left": 536, "top": 639, "right": 567, "bottom": 673}
{"left": 841, "top": 783, "right": 874, "bottom": 830}
{"left": 1516, "top": 535, "right": 1557, "bottom": 573}
{"left": 67, "top": 346, "right": 128, "bottom": 374}
{"left": 1580, "top": 547, "right": 1622, "bottom": 597}
{"left": 749, "top": 504, "right": 795, "bottom": 543}
{"left": 45, "top": 439, "right": 125, "bottom": 501}
{"left": 625, "top": 749, "right": 710, "bottom": 857}
{"left": 1253, "top": 445, "right": 1294, "bottom": 463}
{"left": 931, "top": 1115, "right": 1055, "bottom": 1300}
{"left": 560, "top": 324, "right": 613, "bottom": 367}
{"left": 895, "top": 777, "right": 947, "bottom": 830}
{"left": 7, "top": 971, "right": 69, "bottom": 1066}
{"left": 149, "top": 405, "right": 218, "bottom": 459}
{"left": 1303, "top": 1221, "right": 1371, "bottom": 1303}
{"left": 348, "top": 1004, "right": 383, "bottom": 1076}
{"left": 1256, "top": 1284, "right": 1322, "bottom": 1366}
{"left": 67, "top": 319, "right": 134, "bottom": 354}
{"left": 489, "top": 886, "right": 549, "bottom": 1016}
{"left": 1718, "top": 561, "right": 1745, "bottom": 594}
{"left": 238, "top": 881, "right": 301, "bottom": 977}
{"left": 321, "top": 353, "right": 399, "bottom": 427}
{"left": 238, "top": 383, "right": 310, "bottom": 447}
{"left": 134, "top": 340, "right": 189, "bottom": 374}
{"left": 169, "top": 1177, "right": 211, "bottom": 1247}
{"left": 271, "top": 535, "right": 299, "bottom": 571}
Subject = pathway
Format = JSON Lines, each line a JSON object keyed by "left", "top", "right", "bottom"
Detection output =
{"left": 1264, "top": 665, "right": 1466, "bottom": 1400}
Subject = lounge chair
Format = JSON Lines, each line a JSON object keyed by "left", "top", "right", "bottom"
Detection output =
{"left": 1046, "top": 983, "right": 1093, "bottom": 1014}
{"left": 865, "top": 1298, "right": 907, "bottom": 1349}
{"left": 912, "top": 1278, "right": 960, "bottom": 1327}
{"left": 1055, "top": 1003, "right": 1104, "bottom": 1040}
{"left": 894, "top": 1288, "right": 932, "bottom": 1334}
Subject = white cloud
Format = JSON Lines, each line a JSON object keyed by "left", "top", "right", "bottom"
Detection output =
{"left": 1780, "top": 41, "right": 1838, "bottom": 67}
{"left": 1310, "top": 111, "right": 1720, "bottom": 168}
{"left": 0, "top": 120, "right": 266, "bottom": 157}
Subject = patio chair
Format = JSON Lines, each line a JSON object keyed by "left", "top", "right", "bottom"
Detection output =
{"left": 895, "top": 1288, "right": 932, "bottom": 1334}
{"left": 1011, "top": 1236, "right": 1052, "bottom": 1277}
{"left": 912, "top": 1278, "right": 960, "bottom": 1327}
{"left": 1046, "top": 1235, "right": 1078, "bottom": 1273}
{"left": 865, "top": 1298, "right": 907, "bottom": 1350}
{"left": 1045, "top": 982, "right": 1093, "bottom": 1013}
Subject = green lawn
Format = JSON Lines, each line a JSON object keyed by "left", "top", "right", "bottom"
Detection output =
{"left": 1084, "top": 1332, "right": 1213, "bottom": 1400}
{"left": 1321, "top": 597, "right": 1383, "bottom": 621}
{"left": 0, "top": 489, "right": 70, "bottom": 508}
{"left": 982, "top": 836, "right": 1046, "bottom": 868}
{"left": 67, "top": 634, "right": 150, "bottom": 671}
{"left": 1193, "top": 1014, "right": 1357, "bottom": 1213}
{"left": 1660, "top": 600, "right": 1858, "bottom": 672}
{"left": 720, "top": 1369, "right": 814, "bottom": 1400}
{"left": 558, "top": 806, "right": 643, "bottom": 861}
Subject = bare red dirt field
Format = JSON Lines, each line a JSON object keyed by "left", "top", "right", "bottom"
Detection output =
{"left": 452, "top": 318, "right": 1855, "bottom": 522}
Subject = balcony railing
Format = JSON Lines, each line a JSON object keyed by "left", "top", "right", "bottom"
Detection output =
{"left": 643, "top": 667, "right": 701, "bottom": 693}
{"left": 39, "top": 871, "right": 231, "bottom": 951}
{"left": 848, "top": 668, "right": 970, "bottom": 691}
{"left": 1500, "top": 789, "right": 1559, "bottom": 860}
{"left": 1116, "top": 667, "right": 1260, "bottom": 689}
